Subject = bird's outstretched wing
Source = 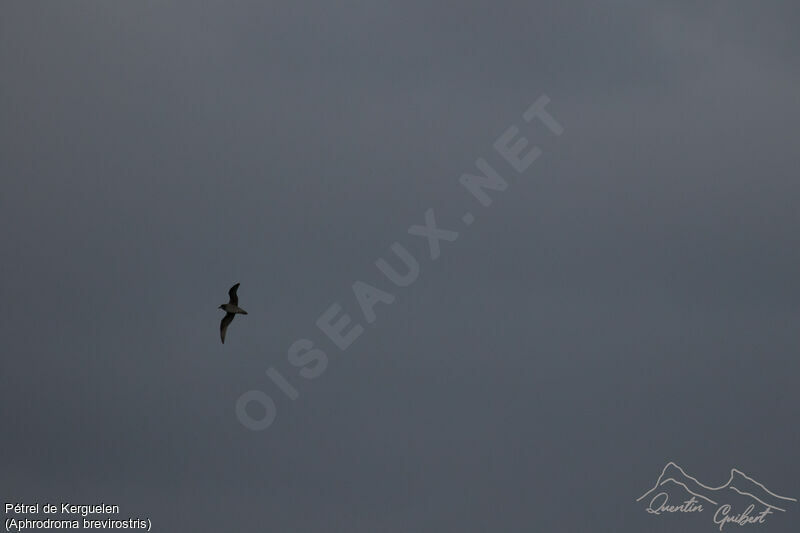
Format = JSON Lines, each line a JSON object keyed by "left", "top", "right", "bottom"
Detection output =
{"left": 220, "top": 312, "right": 236, "bottom": 344}
{"left": 228, "top": 283, "right": 240, "bottom": 305}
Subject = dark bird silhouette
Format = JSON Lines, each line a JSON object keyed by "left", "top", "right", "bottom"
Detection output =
{"left": 218, "top": 283, "right": 247, "bottom": 343}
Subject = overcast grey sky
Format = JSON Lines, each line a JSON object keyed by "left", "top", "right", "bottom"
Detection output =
{"left": 2, "top": 1, "right": 799, "bottom": 532}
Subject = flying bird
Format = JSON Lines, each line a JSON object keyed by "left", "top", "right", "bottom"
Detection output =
{"left": 218, "top": 282, "right": 248, "bottom": 343}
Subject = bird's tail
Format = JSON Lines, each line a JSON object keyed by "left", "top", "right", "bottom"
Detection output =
{"left": 239, "top": 310, "right": 248, "bottom": 315}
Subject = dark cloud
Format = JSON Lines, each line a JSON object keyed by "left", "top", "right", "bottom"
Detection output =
{"left": 2, "top": 2, "right": 798, "bottom": 531}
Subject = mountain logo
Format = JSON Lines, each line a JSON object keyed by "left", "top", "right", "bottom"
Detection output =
{"left": 637, "top": 461, "right": 797, "bottom": 530}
